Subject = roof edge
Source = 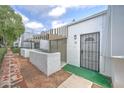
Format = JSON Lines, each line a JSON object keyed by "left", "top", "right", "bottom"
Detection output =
{"left": 67, "top": 10, "right": 107, "bottom": 27}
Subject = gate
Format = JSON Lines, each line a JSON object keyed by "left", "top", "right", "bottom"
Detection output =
{"left": 80, "top": 32, "right": 100, "bottom": 72}
{"left": 50, "top": 39, "right": 67, "bottom": 63}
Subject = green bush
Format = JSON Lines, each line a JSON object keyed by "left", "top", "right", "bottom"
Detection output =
{"left": 0, "top": 48, "right": 7, "bottom": 65}
{"left": 11, "top": 47, "right": 20, "bottom": 54}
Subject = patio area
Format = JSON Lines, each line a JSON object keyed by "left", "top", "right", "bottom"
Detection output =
{"left": 16, "top": 53, "right": 103, "bottom": 88}
{"left": 16, "top": 54, "right": 71, "bottom": 88}
{"left": 0, "top": 49, "right": 104, "bottom": 88}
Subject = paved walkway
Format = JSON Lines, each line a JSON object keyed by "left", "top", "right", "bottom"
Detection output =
{"left": 0, "top": 49, "right": 27, "bottom": 88}
{"left": 58, "top": 74, "right": 93, "bottom": 88}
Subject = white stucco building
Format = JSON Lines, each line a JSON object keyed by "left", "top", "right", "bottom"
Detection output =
{"left": 67, "top": 10, "right": 111, "bottom": 75}
{"left": 67, "top": 6, "right": 124, "bottom": 87}
{"left": 13, "top": 32, "right": 34, "bottom": 48}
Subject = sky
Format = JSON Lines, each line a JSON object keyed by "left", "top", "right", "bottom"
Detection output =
{"left": 11, "top": 5, "right": 107, "bottom": 34}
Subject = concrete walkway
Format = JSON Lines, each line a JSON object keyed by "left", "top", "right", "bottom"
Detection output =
{"left": 58, "top": 74, "right": 93, "bottom": 88}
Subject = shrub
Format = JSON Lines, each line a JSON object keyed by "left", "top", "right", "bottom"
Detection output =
{"left": 0, "top": 48, "right": 7, "bottom": 65}
{"left": 11, "top": 47, "right": 20, "bottom": 54}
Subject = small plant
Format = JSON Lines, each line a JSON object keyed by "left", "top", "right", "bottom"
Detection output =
{"left": 11, "top": 47, "right": 20, "bottom": 54}
{"left": 0, "top": 48, "right": 7, "bottom": 67}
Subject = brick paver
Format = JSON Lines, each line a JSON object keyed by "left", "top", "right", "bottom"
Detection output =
{"left": 0, "top": 49, "right": 27, "bottom": 88}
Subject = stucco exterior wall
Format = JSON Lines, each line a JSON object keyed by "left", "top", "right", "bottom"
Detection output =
{"left": 67, "top": 13, "right": 111, "bottom": 77}
{"left": 110, "top": 6, "right": 124, "bottom": 88}
{"left": 111, "top": 58, "right": 124, "bottom": 87}
{"left": 111, "top": 6, "right": 124, "bottom": 56}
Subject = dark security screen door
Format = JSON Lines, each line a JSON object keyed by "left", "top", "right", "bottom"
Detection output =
{"left": 80, "top": 32, "right": 100, "bottom": 72}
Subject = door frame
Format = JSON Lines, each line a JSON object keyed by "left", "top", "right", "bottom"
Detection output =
{"left": 80, "top": 32, "right": 100, "bottom": 72}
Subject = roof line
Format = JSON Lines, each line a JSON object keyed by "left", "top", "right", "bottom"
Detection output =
{"left": 67, "top": 10, "right": 107, "bottom": 27}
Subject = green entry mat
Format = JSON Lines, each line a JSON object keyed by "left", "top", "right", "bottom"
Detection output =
{"left": 63, "top": 64, "right": 112, "bottom": 88}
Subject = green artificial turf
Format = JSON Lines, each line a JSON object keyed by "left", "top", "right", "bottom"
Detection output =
{"left": 63, "top": 64, "right": 112, "bottom": 88}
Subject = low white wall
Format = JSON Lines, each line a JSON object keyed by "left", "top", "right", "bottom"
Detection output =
{"left": 29, "top": 50, "right": 61, "bottom": 76}
{"left": 21, "top": 48, "right": 31, "bottom": 58}
{"left": 111, "top": 57, "right": 124, "bottom": 87}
